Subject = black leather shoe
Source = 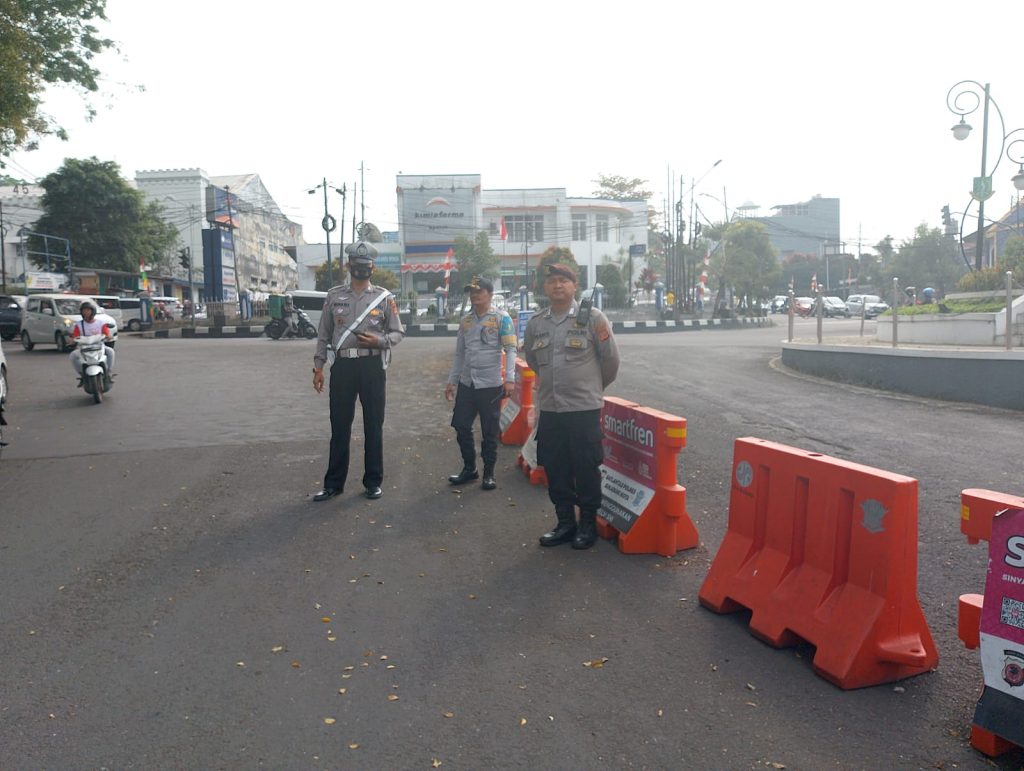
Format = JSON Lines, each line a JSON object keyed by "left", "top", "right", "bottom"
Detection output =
{"left": 313, "top": 488, "right": 340, "bottom": 502}
{"left": 481, "top": 475, "right": 496, "bottom": 490}
{"left": 447, "top": 467, "right": 479, "bottom": 485}
{"left": 539, "top": 523, "right": 577, "bottom": 547}
{"left": 364, "top": 486, "right": 383, "bottom": 499}
{"left": 571, "top": 525, "right": 598, "bottom": 550}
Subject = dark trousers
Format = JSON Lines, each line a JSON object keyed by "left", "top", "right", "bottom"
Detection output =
{"left": 324, "top": 355, "right": 386, "bottom": 491}
{"left": 535, "top": 409, "right": 604, "bottom": 515}
{"left": 451, "top": 383, "right": 502, "bottom": 469}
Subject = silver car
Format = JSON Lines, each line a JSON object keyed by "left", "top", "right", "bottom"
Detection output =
{"left": 845, "top": 294, "right": 889, "bottom": 318}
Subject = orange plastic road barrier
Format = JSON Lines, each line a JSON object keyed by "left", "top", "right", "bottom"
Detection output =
{"left": 500, "top": 359, "right": 535, "bottom": 446}
{"left": 698, "top": 437, "right": 938, "bottom": 689}
{"left": 956, "top": 488, "right": 1024, "bottom": 757}
{"left": 595, "top": 396, "right": 698, "bottom": 557}
{"left": 515, "top": 422, "right": 547, "bottom": 486}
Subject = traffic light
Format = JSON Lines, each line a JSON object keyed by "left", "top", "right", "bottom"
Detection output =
{"left": 178, "top": 247, "right": 190, "bottom": 271}
{"left": 941, "top": 205, "right": 951, "bottom": 226}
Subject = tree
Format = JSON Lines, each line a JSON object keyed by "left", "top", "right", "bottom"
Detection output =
{"left": 33, "top": 157, "right": 178, "bottom": 273}
{"left": 532, "top": 246, "right": 580, "bottom": 298}
{"left": 591, "top": 174, "right": 653, "bottom": 201}
{"left": 0, "top": 0, "right": 115, "bottom": 158}
{"left": 596, "top": 262, "right": 627, "bottom": 308}
{"left": 707, "top": 219, "right": 779, "bottom": 315}
{"left": 879, "top": 225, "right": 966, "bottom": 298}
{"left": 452, "top": 231, "right": 499, "bottom": 290}
{"left": 315, "top": 260, "right": 348, "bottom": 291}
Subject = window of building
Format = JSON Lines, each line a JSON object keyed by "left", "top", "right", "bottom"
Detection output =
{"left": 488, "top": 221, "right": 498, "bottom": 236}
{"left": 505, "top": 215, "right": 544, "bottom": 243}
{"left": 595, "top": 214, "right": 609, "bottom": 242}
{"left": 572, "top": 214, "right": 587, "bottom": 241}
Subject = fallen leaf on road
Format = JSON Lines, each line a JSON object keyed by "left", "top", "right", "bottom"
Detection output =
{"left": 519, "top": 718, "right": 527, "bottom": 726}
{"left": 327, "top": 636, "right": 337, "bottom": 642}
{"left": 338, "top": 688, "right": 347, "bottom": 694}
{"left": 320, "top": 617, "right": 331, "bottom": 623}
{"left": 443, "top": 711, "right": 454, "bottom": 718}
{"left": 291, "top": 661, "right": 301, "bottom": 668}
{"left": 323, "top": 717, "right": 336, "bottom": 725}
{"left": 344, "top": 666, "right": 355, "bottom": 671}
{"left": 271, "top": 646, "right": 284, "bottom": 653}
{"left": 236, "top": 662, "right": 246, "bottom": 667}
{"left": 583, "top": 658, "right": 609, "bottom": 668}
{"left": 657, "top": 709, "right": 664, "bottom": 717}
{"left": 348, "top": 743, "right": 359, "bottom": 749}
{"left": 387, "top": 694, "right": 399, "bottom": 701}
{"left": 746, "top": 683, "right": 756, "bottom": 691}
{"left": 432, "top": 760, "right": 442, "bottom": 768}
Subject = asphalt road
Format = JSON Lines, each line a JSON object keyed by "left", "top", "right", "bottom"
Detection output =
{"left": 1, "top": 318, "right": 1020, "bottom": 770}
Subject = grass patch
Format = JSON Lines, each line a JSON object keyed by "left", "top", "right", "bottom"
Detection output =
{"left": 881, "top": 299, "right": 1007, "bottom": 316}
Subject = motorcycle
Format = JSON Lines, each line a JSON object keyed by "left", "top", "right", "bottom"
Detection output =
{"left": 76, "top": 333, "right": 113, "bottom": 404}
{"left": 265, "top": 308, "right": 317, "bottom": 340}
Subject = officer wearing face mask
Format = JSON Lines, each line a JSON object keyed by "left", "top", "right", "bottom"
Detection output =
{"left": 312, "top": 241, "right": 404, "bottom": 502}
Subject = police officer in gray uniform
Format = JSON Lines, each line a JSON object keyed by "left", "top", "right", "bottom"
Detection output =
{"left": 312, "top": 241, "right": 404, "bottom": 502}
{"left": 445, "top": 276, "right": 518, "bottom": 490}
{"left": 524, "top": 262, "right": 619, "bottom": 549}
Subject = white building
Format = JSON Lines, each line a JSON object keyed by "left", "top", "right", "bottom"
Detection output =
{"left": 396, "top": 174, "right": 649, "bottom": 294}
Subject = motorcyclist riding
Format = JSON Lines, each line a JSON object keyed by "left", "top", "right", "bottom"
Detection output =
{"left": 70, "top": 300, "right": 115, "bottom": 386}
{"left": 284, "top": 293, "right": 297, "bottom": 336}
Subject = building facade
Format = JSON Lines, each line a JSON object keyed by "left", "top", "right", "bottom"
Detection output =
{"left": 743, "top": 195, "right": 841, "bottom": 259}
{"left": 136, "top": 169, "right": 303, "bottom": 303}
{"left": 0, "top": 183, "right": 45, "bottom": 287}
{"left": 396, "top": 174, "right": 648, "bottom": 294}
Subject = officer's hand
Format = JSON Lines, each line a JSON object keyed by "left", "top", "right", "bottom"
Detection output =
{"left": 356, "top": 332, "right": 379, "bottom": 348}
{"left": 313, "top": 369, "right": 324, "bottom": 393}
{"left": 503, "top": 381, "right": 515, "bottom": 399}
{"left": 445, "top": 383, "right": 456, "bottom": 402}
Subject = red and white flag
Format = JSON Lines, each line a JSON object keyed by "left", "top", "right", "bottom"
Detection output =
{"left": 443, "top": 247, "right": 455, "bottom": 294}
{"left": 499, "top": 217, "right": 507, "bottom": 241}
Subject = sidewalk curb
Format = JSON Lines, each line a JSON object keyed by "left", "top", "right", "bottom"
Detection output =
{"left": 142, "top": 317, "right": 774, "bottom": 340}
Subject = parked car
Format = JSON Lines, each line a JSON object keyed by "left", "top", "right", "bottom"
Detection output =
{"left": 770, "top": 295, "right": 790, "bottom": 314}
{"left": 20, "top": 294, "right": 118, "bottom": 352}
{"left": 846, "top": 294, "right": 889, "bottom": 318}
{"left": 822, "top": 296, "right": 850, "bottom": 318}
{"left": 0, "top": 294, "right": 24, "bottom": 340}
{"left": 793, "top": 296, "right": 816, "bottom": 317}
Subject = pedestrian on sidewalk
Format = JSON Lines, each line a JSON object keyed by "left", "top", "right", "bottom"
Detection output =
{"left": 311, "top": 241, "right": 404, "bottom": 502}
{"left": 445, "top": 276, "right": 517, "bottom": 491}
{"left": 525, "top": 262, "right": 619, "bottom": 550}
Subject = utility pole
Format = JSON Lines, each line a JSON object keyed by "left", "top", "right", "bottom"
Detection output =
{"left": 322, "top": 178, "right": 333, "bottom": 286}
{"left": 0, "top": 201, "right": 6, "bottom": 292}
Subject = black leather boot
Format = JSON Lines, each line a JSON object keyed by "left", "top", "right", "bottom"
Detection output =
{"left": 448, "top": 466, "right": 479, "bottom": 485}
{"left": 481, "top": 464, "right": 496, "bottom": 490}
{"left": 572, "top": 509, "right": 598, "bottom": 550}
{"left": 539, "top": 508, "right": 577, "bottom": 547}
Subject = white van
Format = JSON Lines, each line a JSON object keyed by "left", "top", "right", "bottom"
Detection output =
{"left": 119, "top": 297, "right": 143, "bottom": 331}
{"left": 21, "top": 294, "right": 118, "bottom": 352}
{"left": 92, "top": 296, "right": 124, "bottom": 327}
{"left": 289, "top": 290, "right": 328, "bottom": 327}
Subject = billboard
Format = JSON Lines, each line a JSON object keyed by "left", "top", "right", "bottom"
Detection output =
{"left": 400, "top": 182, "right": 478, "bottom": 253}
{"left": 206, "top": 185, "right": 240, "bottom": 229}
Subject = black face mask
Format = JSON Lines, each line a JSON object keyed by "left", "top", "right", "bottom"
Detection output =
{"left": 350, "top": 264, "right": 374, "bottom": 281}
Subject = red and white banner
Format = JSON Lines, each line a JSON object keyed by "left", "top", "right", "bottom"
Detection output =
{"left": 499, "top": 217, "right": 508, "bottom": 241}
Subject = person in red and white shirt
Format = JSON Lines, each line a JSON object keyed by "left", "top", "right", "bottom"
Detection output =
{"left": 70, "top": 300, "right": 115, "bottom": 381}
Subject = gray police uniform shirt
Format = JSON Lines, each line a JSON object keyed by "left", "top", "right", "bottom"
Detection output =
{"left": 447, "top": 306, "right": 518, "bottom": 389}
{"left": 524, "top": 300, "right": 619, "bottom": 412}
{"left": 314, "top": 283, "right": 405, "bottom": 370}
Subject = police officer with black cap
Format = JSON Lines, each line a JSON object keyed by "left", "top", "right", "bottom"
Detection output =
{"left": 524, "top": 262, "right": 619, "bottom": 549}
{"left": 445, "top": 275, "right": 517, "bottom": 490}
{"left": 312, "top": 241, "right": 404, "bottom": 502}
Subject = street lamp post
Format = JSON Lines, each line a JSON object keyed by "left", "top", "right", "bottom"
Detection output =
{"left": 309, "top": 179, "right": 346, "bottom": 288}
{"left": 946, "top": 80, "right": 1024, "bottom": 271}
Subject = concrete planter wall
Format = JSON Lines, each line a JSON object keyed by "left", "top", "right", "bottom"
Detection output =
{"left": 876, "top": 295, "right": 1024, "bottom": 346}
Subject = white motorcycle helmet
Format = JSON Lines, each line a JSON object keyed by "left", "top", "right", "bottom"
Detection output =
{"left": 79, "top": 299, "right": 99, "bottom": 317}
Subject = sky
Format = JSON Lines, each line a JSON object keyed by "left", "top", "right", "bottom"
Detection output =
{"left": 5, "top": 0, "right": 1024, "bottom": 256}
